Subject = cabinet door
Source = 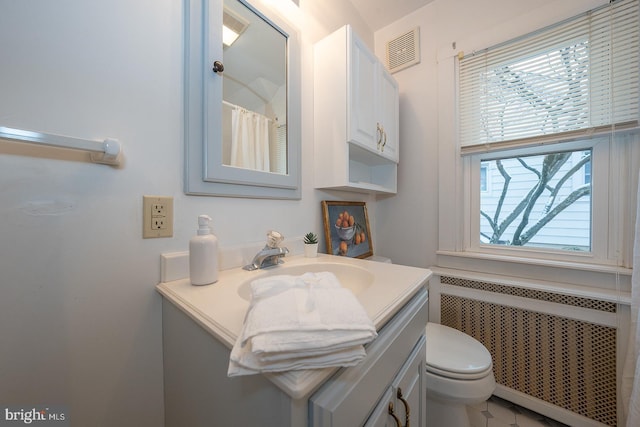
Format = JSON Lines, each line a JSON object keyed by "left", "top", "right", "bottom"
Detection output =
{"left": 363, "top": 388, "right": 396, "bottom": 427}
{"left": 364, "top": 336, "right": 426, "bottom": 427}
{"left": 309, "top": 289, "right": 428, "bottom": 427}
{"left": 348, "top": 30, "right": 378, "bottom": 151}
{"left": 377, "top": 66, "right": 399, "bottom": 162}
{"left": 393, "top": 336, "right": 426, "bottom": 427}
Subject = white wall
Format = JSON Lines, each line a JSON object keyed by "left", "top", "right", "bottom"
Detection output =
{"left": 0, "top": 0, "right": 372, "bottom": 425}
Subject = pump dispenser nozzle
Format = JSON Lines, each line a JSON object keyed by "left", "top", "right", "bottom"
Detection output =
{"left": 197, "top": 215, "right": 212, "bottom": 235}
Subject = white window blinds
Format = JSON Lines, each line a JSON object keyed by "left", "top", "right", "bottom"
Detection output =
{"left": 458, "top": 0, "right": 639, "bottom": 154}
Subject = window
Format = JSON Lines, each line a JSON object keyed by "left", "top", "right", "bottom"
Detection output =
{"left": 458, "top": 0, "right": 639, "bottom": 264}
{"left": 479, "top": 148, "right": 591, "bottom": 251}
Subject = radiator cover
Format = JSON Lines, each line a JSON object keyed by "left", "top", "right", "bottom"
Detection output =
{"left": 440, "top": 276, "right": 617, "bottom": 426}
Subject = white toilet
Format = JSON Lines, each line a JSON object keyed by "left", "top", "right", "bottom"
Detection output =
{"left": 365, "top": 257, "right": 495, "bottom": 426}
{"left": 425, "top": 322, "right": 496, "bottom": 427}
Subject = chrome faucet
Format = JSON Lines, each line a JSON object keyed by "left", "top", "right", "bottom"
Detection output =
{"left": 243, "top": 230, "right": 289, "bottom": 271}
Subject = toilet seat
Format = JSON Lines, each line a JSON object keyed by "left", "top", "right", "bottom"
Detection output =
{"left": 426, "top": 322, "right": 493, "bottom": 380}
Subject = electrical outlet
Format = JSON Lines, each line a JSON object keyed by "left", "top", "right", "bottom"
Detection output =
{"left": 143, "top": 195, "right": 173, "bottom": 238}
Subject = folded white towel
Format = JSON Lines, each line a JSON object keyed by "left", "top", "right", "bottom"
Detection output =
{"left": 227, "top": 272, "right": 377, "bottom": 377}
{"left": 255, "top": 339, "right": 370, "bottom": 363}
{"left": 228, "top": 340, "right": 366, "bottom": 376}
{"left": 250, "top": 329, "right": 375, "bottom": 355}
{"left": 241, "top": 274, "right": 376, "bottom": 349}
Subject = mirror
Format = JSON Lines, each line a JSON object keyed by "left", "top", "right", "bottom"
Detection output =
{"left": 184, "top": 0, "right": 301, "bottom": 198}
{"left": 221, "top": 0, "right": 287, "bottom": 174}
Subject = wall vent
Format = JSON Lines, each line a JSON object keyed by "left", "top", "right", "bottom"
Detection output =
{"left": 440, "top": 276, "right": 617, "bottom": 426}
{"left": 223, "top": 7, "right": 249, "bottom": 38}
{"left": 386, "top": 27, "right": 420, "bottom": 74}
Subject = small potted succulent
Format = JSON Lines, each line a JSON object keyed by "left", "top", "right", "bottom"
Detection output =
{"left": 303, "top": 232, "right": 319, "bottom": 257}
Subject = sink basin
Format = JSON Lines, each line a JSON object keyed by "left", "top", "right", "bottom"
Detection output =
{"left": 237, "top": 262, "right": 374, "bottom": 301}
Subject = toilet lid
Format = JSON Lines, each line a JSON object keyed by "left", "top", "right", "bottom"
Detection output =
{"left": 426, "top": 323, "right": 493, "bottom": 380}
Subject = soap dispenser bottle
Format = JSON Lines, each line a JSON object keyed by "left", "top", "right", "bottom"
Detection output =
{"left": 189, "top": 215, "right": 219, "bottom": 286}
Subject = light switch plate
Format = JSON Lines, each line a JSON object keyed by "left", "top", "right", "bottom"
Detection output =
{"left": 143, "top": 195, "right": 173, "bottom": 238}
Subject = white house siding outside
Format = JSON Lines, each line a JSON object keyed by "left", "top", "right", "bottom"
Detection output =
{"left": 479, "top": 149, "right": 591, "bottom": 251}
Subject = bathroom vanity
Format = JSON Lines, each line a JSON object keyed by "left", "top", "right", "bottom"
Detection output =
{"left": 157, "top": 254, "right": 431, "bottom": 426}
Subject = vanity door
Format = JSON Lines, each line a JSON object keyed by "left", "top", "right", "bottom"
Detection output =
{"left": 364, "top": 336, "right": 426, "bottom": 427}
{"left": 309, "top": 288, "right": 428, "bottom": 427}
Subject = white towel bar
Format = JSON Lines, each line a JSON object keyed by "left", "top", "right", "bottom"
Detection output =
{"left": 0, "top": 126, "right": 123, "bottom": 166}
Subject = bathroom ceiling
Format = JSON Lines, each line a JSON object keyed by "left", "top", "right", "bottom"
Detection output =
{"left": 349, "top": 0, "right": 436, "bottom": 31}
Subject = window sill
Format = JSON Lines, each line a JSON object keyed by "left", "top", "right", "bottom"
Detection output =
{"left": 436, "top": 250, "right": 632, "bottom": 276}
{"left": 436, "top": 251, "right": 633, "bottom": 276}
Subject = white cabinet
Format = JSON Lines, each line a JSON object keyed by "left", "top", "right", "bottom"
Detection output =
{"left": 348, "top": 33, "right": 378, "bottom": 151}
{"left": 345, "top": 28, "right": 399, "bottom": 162}
{"left": 365, "top": 338, "right": 426, "bottom": 427}
{"left": 376, "top": 66, "right": 399, "bottom": 161}
{"left": 309, "top": 288, "right": 428, "bottom": 426}
{"left": 314, "top": 25, "right": 399, "bottom": 194}
{"left": 161, "top": 286, "right": 428, "bottom": 427}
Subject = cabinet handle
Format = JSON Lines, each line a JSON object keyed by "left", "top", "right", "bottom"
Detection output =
{"left": 397, "top": 388, "right": 410, "bottom": 427}
{"left": 388, "top": 402, "right": 402, "bottom": 427}
{"left": 212, "top": 60, "right": 224, "bottom": 73}
{"left": 376, "top": 123, "right": 382, "bottom": 150}
{"left": 381, "top": 127, "right": 387, "bottom": 152}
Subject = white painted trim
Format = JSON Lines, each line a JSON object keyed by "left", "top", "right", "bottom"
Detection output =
{"left": 435, "top": 250, "right": 632, "bottom": 277}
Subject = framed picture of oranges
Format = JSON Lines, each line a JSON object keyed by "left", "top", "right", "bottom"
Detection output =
{"left": 321, "top": 200, "right": 373, "bottom": 259}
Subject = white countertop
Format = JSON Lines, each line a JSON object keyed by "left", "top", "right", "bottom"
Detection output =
{"left": 156, "top": 253, "right": 431, "bottom": 399}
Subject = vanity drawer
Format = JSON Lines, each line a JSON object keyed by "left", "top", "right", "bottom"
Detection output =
{"left": 309, "top": 286, "right": 428, "bottom": 427}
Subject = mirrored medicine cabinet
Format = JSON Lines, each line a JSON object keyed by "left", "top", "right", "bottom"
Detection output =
{"left": 184, "top": 0, "right": 301, "bottom": 198}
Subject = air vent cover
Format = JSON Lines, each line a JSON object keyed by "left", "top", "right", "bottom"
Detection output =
{"left": 386, "top": 27, "right": 420, "bottom": 74}
{"left": 223, "top": 7, "right": 249, "bottom": 36}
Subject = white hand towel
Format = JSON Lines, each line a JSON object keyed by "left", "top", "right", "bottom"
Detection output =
{"left": 254, "top": 336, "right": 373, "bottom": 363}
{"left": 241, "top": 276, "right": 376, "bottom": 348}
{"left": 250, "top": 329, "right": 375, "bottom": 355}
{"left": 227, "top": 272, "right": 377, "bottom": 377}
{"left": 228, "top": 341, "right": 366, "bottom": 376}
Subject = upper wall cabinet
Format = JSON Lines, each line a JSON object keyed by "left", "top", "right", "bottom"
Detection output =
{"left": 314, "top": 25, "right": 399, "bottom": 195}
{"left": 184, "top": 0, "right": 301, "bottom": 199}
{"left": 348, "top": 32, "right": 399, "bottom": 162}
{"left": 376, "top": 67, "right": 399, "bottom": 162}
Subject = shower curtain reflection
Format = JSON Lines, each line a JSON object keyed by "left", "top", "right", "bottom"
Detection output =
{"left": 224, "top": 101, "right": 271, "bottom": 172}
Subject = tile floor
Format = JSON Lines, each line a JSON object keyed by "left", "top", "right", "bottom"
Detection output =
{"left": 468, "top": 395, "right": 569, "bottom": 427}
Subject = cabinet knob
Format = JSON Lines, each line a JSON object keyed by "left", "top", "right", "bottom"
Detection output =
{"left": 397, "top": 388, "right": 410, "bottom": 427}
{"left": 212, "top": 60, "right": 225, "bottom": 73}
{"left": 388, "top": 402, "right": 402, "bottom": 427}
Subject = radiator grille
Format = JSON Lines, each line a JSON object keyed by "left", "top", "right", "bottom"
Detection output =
{"left": 441, "top": 276, "right": 617, "bottom": 313}
{"left": 440, "top": 277, "right": 617, "bottom": 426}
